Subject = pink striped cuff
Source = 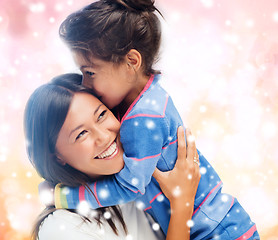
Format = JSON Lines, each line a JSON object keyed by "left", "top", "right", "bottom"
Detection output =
{"left": 235, "top": 224, "right": 257, "bottom": 240}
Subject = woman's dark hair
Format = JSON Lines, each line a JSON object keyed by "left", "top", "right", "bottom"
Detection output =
{"left": 24, "top": 73, "right": 127, "bottom": 239}
{"left": 59, "top": 0, "right": 162, "bottom": 76}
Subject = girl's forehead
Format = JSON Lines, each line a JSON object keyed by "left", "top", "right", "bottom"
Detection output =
{"left": 73, "top": 51, "right": 99, "bottom": 67}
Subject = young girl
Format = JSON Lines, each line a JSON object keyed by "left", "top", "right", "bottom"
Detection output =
{"left": 54, "top": 0, "right": 259, "bottom": 239}
{"left": 24, "top": 73, "right": 200, "bottom": 239}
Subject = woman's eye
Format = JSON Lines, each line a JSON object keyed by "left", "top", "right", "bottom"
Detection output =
{"left": 85, "top": 71, "right": 94, "bottom": 77}
{"left": 76, "top": 130, "right": 87, "bottom": 140}
{"left": 98, "top": 110, "right": 107, "bottom": 121}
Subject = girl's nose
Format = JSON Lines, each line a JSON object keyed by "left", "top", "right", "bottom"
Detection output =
{"left": 82, "top": 77, "right": 94, "bottom": 89}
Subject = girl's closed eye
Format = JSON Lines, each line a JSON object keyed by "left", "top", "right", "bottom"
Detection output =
{"left": 76, "top": 130, "right": 88, "bottom": 141}
{"left": 98, "top": 110, "right": 107, "bottom": 121}
{"left": 85, "top": 70, "right": 94, "bottom": 77}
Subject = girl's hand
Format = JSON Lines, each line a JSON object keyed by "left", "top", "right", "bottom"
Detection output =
{"left": 153, "top": 127, "right": 200, "bottom": 206}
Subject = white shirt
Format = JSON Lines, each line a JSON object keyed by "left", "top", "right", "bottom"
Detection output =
{"left": 39, "top": 202, "right": 165, "bottom": 240}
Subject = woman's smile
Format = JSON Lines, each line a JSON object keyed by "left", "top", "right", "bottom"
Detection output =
{"left": 95, "top": 139, "right": 119, "bottom": 159}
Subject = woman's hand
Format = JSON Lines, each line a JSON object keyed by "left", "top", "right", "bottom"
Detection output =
{"left": 153, "top": 126, "right": 200, "bottom": 206}
{"left": 152, "top": 126, "right": 201, "bottom": 240}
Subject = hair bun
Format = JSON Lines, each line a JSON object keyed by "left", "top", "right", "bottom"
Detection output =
{"left": 111, "top": 0, "right": 156, "bottom": 13}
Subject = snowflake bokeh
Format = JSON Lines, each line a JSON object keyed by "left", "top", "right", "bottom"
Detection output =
{"left": 0, "top": 0, "right": 278, "bottom": 239}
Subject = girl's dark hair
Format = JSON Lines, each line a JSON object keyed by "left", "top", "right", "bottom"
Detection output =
{"left": 59, "top": 0, "right": 162, "bottom": 76}
{"left": 24, "top": 73, "right": 127, "bottom": 239}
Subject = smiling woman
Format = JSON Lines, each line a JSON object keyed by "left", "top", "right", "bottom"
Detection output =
{"left": 23, "top": 73, "right": 137, "bottom": 238}
{"left": 55, "top": 92, "right": 124, "bottom": 177}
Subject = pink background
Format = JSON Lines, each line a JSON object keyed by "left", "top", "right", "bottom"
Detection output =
{"left": 0, "top": 0, "right": 277, "bottom": 239}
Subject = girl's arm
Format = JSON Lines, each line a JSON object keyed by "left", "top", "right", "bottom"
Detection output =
{"left": 54, "top": 111, "right": 169, "bottom": 209}
{"left": 153, "top": 127, "right": 201, "bottom": 240}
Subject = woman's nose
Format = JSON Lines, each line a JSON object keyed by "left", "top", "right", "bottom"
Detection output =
{"left": 94, "top": 128, "right": 110, "bottom": 146}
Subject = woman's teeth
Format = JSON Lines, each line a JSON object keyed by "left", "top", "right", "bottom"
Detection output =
{"left": 97, "top": 142, "right": 117, "bottom": 159}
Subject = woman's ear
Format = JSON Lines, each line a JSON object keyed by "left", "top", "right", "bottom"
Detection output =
{"left": 126, "top": 49, "right": 142, "bottom": 72}
{"left": 55, "top": 154, "right": 66, "bottom": 166}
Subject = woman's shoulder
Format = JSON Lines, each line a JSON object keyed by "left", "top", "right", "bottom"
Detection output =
{"left": 38, "top": 209, "right": 103, "bottom": 240}
{"left": 120, "top": 202, "right": 165, "bottom": 240}
{"left": 38, "top": 203, "right": 163, "bottom": 240}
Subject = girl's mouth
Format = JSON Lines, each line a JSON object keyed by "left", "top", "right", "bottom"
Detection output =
{"left": 95, "top": 141, "right": 118, "bottom": 160}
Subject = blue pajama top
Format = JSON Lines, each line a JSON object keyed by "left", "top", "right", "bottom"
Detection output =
{"left": 55, "top": 74, "right": 259, "bottom": 239}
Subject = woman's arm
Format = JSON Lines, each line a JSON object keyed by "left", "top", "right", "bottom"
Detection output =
{"left": 153, "top": 127, "right": 201, "bottom": 240}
